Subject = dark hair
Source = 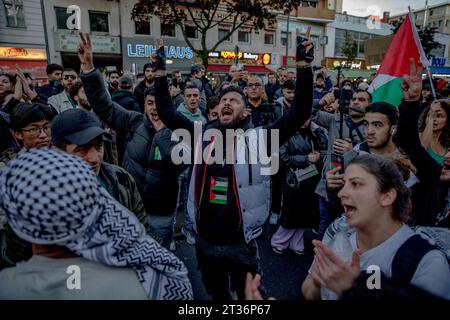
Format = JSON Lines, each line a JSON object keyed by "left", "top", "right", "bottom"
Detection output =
{"left": 108, "top": 70, "right": 120, "bottom": 78}
{"left": 172, "top": 70, "right": 180, "bottom": 75}
{"left": 144, "top": 86, "right": 155, "bottom": 99}
{"left": 365, "top": 102, "right": 398, "bottom": 126}
{"left": 46, "top": 64, "right": 63, "bottom": 75}
{"left": 348, "top": 154, "right": 412, "bottom": 222}
{"left": 316, "top": 73, "right": 325, "bottom": 81}
{"left": 68, "top": 81, "right": 83, "bottom": 101}
{"left": 10, "top": 102, "right": 57, "bottom": 131}
{"left": 52, "top": 138, "right": 69, "bottom": 151}
{"left": 184, "top": 84, "right": 200, "bottom": 93}
{"left": 354, "top": 88, "right": 372, "bottom": 103}
{"left": 206, "top": 96, "right": 220, "bottom": 113}
{"left": 282, "top": 80, "right": 296, "bottom": 90}
{"left": 218, "top": 86, "right": 247, "bottom": 106}
{"left": 0, "top": 74, "right": 16, "bottom": 87}
{"left": 62, "top": 68, "right": 77, "bottom": 75}
{"left": 418, "top": 100, "right": 450, "bottom": 148}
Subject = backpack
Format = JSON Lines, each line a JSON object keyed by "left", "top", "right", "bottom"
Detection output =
{"left": 392, "top": 229, "right": 450, "bottom": 284}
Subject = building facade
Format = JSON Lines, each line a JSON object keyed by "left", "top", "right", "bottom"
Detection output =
{"left": 0, "top": 0, "right": 48, "bottom": 83}
{"left": 389, "top": 2, "right": 450, "bottom": 35}
{"left": 42, "top": 0, "right": 122, "bottom": 71}
{"left": 324, "top": 12, "right": 392, "bottom": 78}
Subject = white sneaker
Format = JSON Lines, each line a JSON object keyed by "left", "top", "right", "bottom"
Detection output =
{"left": 269, "top": 212, "right": 279, "bottom": 225}
{"left": 181, "top": 227, "right": 196, "bottom": 245}
{"left": 169, "top": 240, "right": 176, "bottom": 252}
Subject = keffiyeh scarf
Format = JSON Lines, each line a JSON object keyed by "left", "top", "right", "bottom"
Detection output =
{"left": 0, "top": 148, "right": 193, "bottom": 300}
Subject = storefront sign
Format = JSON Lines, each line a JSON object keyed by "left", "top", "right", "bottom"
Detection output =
{"left": 208, "top": 51, "right": 271, "bottom": 65}
{"left": 127, "top": 44, "right": 194, "bottom": 60}
{"left": 56, "top": 33, "right": 120, "bottom": 54}
{"left": 0, "top": 47, "right": 46, "bottom": 60}
{"left": 431, "top": 57, "right": 447, "bottom": 67}
{"left": 324, "top": 58, "right": 367, "bottom": 70}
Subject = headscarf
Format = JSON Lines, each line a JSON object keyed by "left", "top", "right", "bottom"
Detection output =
{"left": 0, "top": 148, "right": 193, "bottom": 300}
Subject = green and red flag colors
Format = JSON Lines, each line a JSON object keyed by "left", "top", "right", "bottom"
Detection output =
{"left": 209, "top": 177, "right": 228, "bottom": 205}
{"left": 369, "top": 12, "right": 429, "bottom": 106}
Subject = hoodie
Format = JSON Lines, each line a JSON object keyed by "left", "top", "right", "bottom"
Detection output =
{"left": 176, "top": 103, "right": 207, "bottom": 124}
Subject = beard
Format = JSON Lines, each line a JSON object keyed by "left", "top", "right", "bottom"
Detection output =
{"left": 110, "top": 81, "right": 119, "bottom": 88}
{"left": 146, "top": 74, "right": 154, "bottom": 83}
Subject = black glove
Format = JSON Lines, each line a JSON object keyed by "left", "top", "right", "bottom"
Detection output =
{"left": 296, "top": 36, "right": 314, "bottom": 63}
{"left": 151, "top": 45, "right": 166, "bottom": 71}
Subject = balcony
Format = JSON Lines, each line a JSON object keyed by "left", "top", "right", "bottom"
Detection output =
{"left": 294, "top": 7, "right": 335, "bottom": 22}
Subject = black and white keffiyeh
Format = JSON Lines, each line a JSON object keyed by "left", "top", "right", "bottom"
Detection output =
{"left": 0, "top": 148, "right": 193, "bottom": 300}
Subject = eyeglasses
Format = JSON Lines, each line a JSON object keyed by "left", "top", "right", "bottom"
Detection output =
{"left": 63, "top": 75, "right": 77, "bottom": 80}
{"left": 247, "top": 83, "right": 262, "bottom": 88}
{"left": 21, "top": 125, "right": 51, "bottom": 137}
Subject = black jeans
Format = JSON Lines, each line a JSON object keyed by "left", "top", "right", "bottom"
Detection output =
{"left": 196, "top": 236, "right": 260, "bottom": 301}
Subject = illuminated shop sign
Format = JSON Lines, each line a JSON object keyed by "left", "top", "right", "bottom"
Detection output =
{"left": 127, "top": 44, "right": 194, "bottom": 59}
{"left": 208, "top": 51, "right": 271, "bottom": 65}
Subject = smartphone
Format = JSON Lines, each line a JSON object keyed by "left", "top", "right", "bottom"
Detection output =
{"left": 330, "top": 153, "right": 345, "bottom": 174}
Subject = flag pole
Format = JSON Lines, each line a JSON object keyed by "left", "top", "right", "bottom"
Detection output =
{"left": 409, "top": 6, "right": 437, "bottom": 99}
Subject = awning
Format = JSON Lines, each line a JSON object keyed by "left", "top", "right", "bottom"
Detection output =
{"left": 0, "top": 59, "right": 47, "bottom": 79}
{"left": 207, "top": 64, "right": 230, "bottom": 73}
{"left": 243, "top": 65, "right": 273, "bottom": 73}
{"left": 429, "top": 66, "right": 450, "bottom": 75}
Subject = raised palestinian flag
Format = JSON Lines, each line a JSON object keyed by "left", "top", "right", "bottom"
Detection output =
{"left": 209, "top": 177, "right": 228, "bottom": 205}
{"left": 369, "top": 12, "right": 429, "bottom": 106}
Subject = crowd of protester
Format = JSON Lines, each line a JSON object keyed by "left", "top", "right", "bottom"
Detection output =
{"left": 0, "top": 32, "right": 449, "bottom": 300}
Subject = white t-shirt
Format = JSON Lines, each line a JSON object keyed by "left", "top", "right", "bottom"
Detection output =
{"left": 320, "top": 220, "right": 450, "bottom": 300}
{"left": 0, "top": 255, "right": 148, "bottom": 300}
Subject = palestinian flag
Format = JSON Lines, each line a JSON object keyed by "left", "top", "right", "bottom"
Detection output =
{"left": 369, "top": 12, "right": 429, "bottom": 106}
{"left": 209, "top": 177, "right": 228, "bottom": 205}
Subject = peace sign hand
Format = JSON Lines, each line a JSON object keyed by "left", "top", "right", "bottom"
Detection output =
{"left": 401, "top": 58, "right": 424, "bottom": 102}
{"left": 296, "top": 26, "right": 314, "bottom": 66}
{"left": 78, "top": 33, "right": 94, "bottom": 72}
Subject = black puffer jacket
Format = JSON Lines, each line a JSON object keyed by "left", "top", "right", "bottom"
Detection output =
{"left": 279, "top": 125, "right": 328, "bottom": 229}
{"left": 81, "top": 69, "right": 180, "bottom": 216}
{"left": 111, "top": 90, "right": 140, "bottom": 113}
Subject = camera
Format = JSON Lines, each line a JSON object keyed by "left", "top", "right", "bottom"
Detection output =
{"left": 333, "top": 88, "right": 354, "bottom": 110}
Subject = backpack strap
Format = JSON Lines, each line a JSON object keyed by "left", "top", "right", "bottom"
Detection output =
{"left": 392, "top": 234, "right": 436, "bottom": 284}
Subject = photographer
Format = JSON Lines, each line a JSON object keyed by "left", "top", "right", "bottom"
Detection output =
{"left": 246, "top": 76, "right": 280, "bottom": 127}
{"left": 311, "top": 88, "right": 371, "bottom": 240}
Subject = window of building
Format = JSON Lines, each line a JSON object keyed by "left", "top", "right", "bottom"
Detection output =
{"left": 161, "top": 23, "right": 176, "bottom": 37}
{"left": 4, "top": 0, "right": 25, "bottom": 27}
{"left": 264, "top": 32, "right": 275, "bottom": 45}
{"left": 300, "top": 1, "right": 317, "bottom": 7}
{"left": 334, "top": 29, "right": 374, "bottom": 59}
{"left": 281, "top": 31, "right": 292, "bottom": 47}
{"left": 55, "top": 7, "right": 71, "bottom": 30}
{"left": 218, "top": 27, "right": 231, "bottom": 42}
{"left": 135, "top": 15, "right": 150, "bottom": 35}
{"left": 430, "top": 10, "right": 434, "bottom": 16}
{"left": 446, "top": 19, "right": 449, "bottom": 27}
{"left": 89, "top": 11, "right": 109, "bottom": 33}
{"left": 238, "top": 30, "right": 250, "bottom": 43}
{"left": 439, "top": 20, "right": 443, "bottom": 27}
{"left": 185, "top": 25, "right": 198, "bottom": 39}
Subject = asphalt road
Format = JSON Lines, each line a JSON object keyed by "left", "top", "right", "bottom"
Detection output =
{"left": 174, "top": 224, "right": 314, "bottom": 300}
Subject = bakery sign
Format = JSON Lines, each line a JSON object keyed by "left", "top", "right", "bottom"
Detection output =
{"left": 0, "top": 47, "right": 47, "bottom": 60}
{"left": 208, "top": 51, "right": 271, "bottom": 65}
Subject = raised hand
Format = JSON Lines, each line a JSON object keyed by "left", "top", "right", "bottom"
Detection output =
{"left": 401, "top": 58, "right": 424, "bottom": 102}
{"left": 78, "top": 33, "right": 94, "bottom": 72}
{"left": 151, "top": 38, "right": 166, "bottom": 72}
{"left": 296, "top": 26, "right": 314, "bottom": 66}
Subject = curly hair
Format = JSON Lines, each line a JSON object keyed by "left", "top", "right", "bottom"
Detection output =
{"left": 418, "top": 100, "right": 450, "bottom": 149}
